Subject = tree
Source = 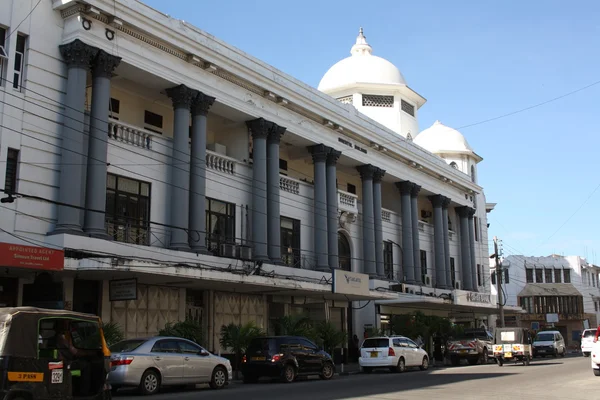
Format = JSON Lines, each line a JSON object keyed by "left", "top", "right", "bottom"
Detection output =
{"left": 219, "top": 322, "right": 264, "bottom": 377}
{"left": 315, "top": 321, "right": 346, "bottom": 356}
{"left": 159, "top": 319, "right": 204, "bottom": 346}
{"left": 101, "top": 322, "right": 124, "bottom": 347}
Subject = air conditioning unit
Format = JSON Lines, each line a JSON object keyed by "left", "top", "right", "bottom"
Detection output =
{"left": 237, "top": 245, "right": 252, "bottom": 261}
{"left": 390, "top": 284, "right": 405, "bottom": 293}
{"left": 454, "top": 281, "right": 461, "bottom": 290}
{"left": 422, "top": 274, "right": 432, "bottom": 287}
{"left": 220, "top": 243, "right": 237, "bottom": 258}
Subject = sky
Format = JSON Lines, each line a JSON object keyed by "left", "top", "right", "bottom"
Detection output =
{"left": 143, "top": 0, "right": 600, "bottom": 262}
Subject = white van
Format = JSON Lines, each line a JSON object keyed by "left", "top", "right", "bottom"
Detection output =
{"left": 532, "top": 330, "right": 566, "bottom": 358}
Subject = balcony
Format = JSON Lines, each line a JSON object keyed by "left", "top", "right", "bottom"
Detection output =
{"left": 338, "top": 190, "right": 358, "bottom": 214}
{"left": 108, "top": 119, "right": 155, "bottom": 150}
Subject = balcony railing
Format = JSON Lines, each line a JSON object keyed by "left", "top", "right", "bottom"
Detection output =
{"left": 106, "top": 219, "right": 150, "bottom": 245}
{"left": 206, "top": 151, "right": 236, "bottom": 175}
{"left": 382, "top": 209, "right": 392, "bottom": 223}
{"left": 338, "top": 190, "right": 358, "bottom": 214}
{"left": 280, "top": 176, "right": 300, "bottom": 195}
{"left": 108, "top": 119, "right": 154, "bottom": 150}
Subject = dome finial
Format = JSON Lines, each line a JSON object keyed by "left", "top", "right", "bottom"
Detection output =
{"left": 351, "top": 27, "right": 372, "bottom": 56}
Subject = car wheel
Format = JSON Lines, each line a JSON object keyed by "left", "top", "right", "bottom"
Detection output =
{"left": 281, "top": 364, "right": 296, "bottom": 383}
{"left": 481, "top": 349, "right": 489, "bottom": 364}
{"left": 320, "top": 362, "right": 334, "bottom": 380}
{"left": 395, "top": 357, "right": 406, "bottom": 373}
{"left": 209, "top": 366, "right": 228, "bottom": 390}
{"left": 139, "top": 369, "right": 160, "bottom": 396}
{"left": 362, "top": 367, "right": 373, "bottom": 374}
{"left": 553, "top": 349, "right": 558, "bottom": 358}
{"left": 594, "top": 369, "right": 600, "bottom": 377}
{"left": 420, "top": 356, "right": 429, "bottom": 371}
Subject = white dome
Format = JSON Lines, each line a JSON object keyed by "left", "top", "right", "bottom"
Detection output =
{"left": 318, "top": 28, "right": 406, "bottom": 92}
{"left": 414, "top": 120, "right": 474, "bottom": 154}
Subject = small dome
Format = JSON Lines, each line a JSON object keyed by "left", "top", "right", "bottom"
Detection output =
{"left": 318, "top": 28, "right": 406, "bottom": 93}
{"left": 414, "top": 121, "right": 474, "bottom": 154}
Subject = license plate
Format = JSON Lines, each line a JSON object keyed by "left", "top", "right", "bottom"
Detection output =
{"left": 370, "top": 352, "right": 378, "bottom": 358}
{"left": 505, "top": 352, "right": 512, "bottom": 358}
{"left": 51, "top": 369, "right": 63, "bottom": 384}
{"left": 460, "top": 350, "right": 468, "bottom": 354}
{"left": 538, "top": 350, "right": 546, "bottom": 353}
{"left": 251, "top": 357, "right": 266, "bottom": 361}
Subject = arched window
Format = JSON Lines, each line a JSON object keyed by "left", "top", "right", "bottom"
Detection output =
{"left": 338, "top": 233, "right": 351, "bottom": 271}
{"left": 449, "top": 162, "right": 458, "bottom": 169}
{"left": 471, "top": 165, "right": 476, "bottom": 183}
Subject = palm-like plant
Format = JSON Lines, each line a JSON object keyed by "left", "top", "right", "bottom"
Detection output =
{"left": 159, "top": 319, "right": 204, "bottom": 346}
{"left": 274, "top": 314, "right": 315, "bottom": 339}
{"left": 219, "top": 322, "right": 264, "bottom": 377}
{"left": 101, "top": 322, "right": 125, "bottom": 347}
{"left": 315, "top": 321, "right": 346, "bottom": 356}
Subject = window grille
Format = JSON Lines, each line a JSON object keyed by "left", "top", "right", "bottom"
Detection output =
{"left": 401, "top": 99, "right": 415, "bottom": 116}
{"left": 362, "top": 94, "right": 393, "bottom": 108}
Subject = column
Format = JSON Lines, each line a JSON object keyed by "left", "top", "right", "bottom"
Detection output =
{"left": 396, "top": 181, "right": 415, "bottom": 284}
{"left": 308, "top": 144, "right": 330, "bottom": 271}
{"left": 83, "top": 50, "right": 121, "bottom": 238}
{"left": 189, "top": 92, "right": 215, "bottom": 252}
{"left": 468, "top": 208, "right": 478, "bottom": 292}
{"left": 267, "top": 123, "right": 286, "bottom": 264}
{"left": 358, "top": 165, "right": 377, "bottom": 277}
{"left": 246, "top": 118, "right": 271, "bottom": 262}
{"left": 373, "top": 168, "right": 386, "bottom": 278}
{"left": 429, "top": 195, "right": 447, "bottom": 289}
{"left": 326, "top": 149, "right": 341, "bottom": 269}
{"left": 410, "top": 184, "right": 421, "bottom": 280}
{"left": 50, "top": 39, "right": 98, "bottom": 235}
{"left": 457, "top": 207, "right": 473, "bottom": 291}
{"left": 166, "top": 84, "right": 197, "bottom": 251}
{"left": 442, "top": 197, "right": 452, "bottom": 289}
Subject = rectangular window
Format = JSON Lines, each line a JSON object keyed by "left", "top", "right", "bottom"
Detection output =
{"left": 525, "top": 268, "right": 534, "bottom": 283}
{"left": 206, "top": 197, "right": 236, "bottom": 253}
{"left": 109, "top": 98, "right": 120, "bottom": 120}
{"left": 144, "top": 110, "right": 163, "bottom": 134}
{"left": 400, "top": 99, "right": 415, "bottom": 116}
{"left": 347, "top": 183, "right": 356, "bottom": 195}
{"left": 362, "top": 94, "right": 394, "bottom": 108}
{"left": 554, "top": 269, "right": 562, "bottom": 283}
{"left": 281, "top": 216, "right": 300, "bottom": 267}
{"left": 564, "top": 269, "right": 571, "bottom": 283}
{"left": 504, "top": 269, "right": 509, "bottom": 284}
{"left": 474, "top": 217, "right": 479, "bottom": 241}
{"left": 13, "top": 34, "right": 26, "bottom": 91}
{"left": 383, "top": 241, "right": 393, "bottom": 279}
{"left": 279, "top": 159, "right": 288, "bottom": 176}
{"left": 4, "top": 148, "right": 19, "bottom": 194}
{"left": 105, "top": 174, "right": 151, "bottom": 245}
{"left": 544, "top": 269, "right": 553, "bottom": 284}
{"left": 450, "top": 257, "right": 456, "bottom": 287}
{"left": 535, "top": 269, "right": 543, "bottom": 283}
{"left": 491, "top": 271, "right": 496, "bottom": 285}
{"left": 420, "top": 250, "right": 427, "bottom": 283}
{"left": 0, "top": 27, "right": 7, "bottom": 87}
{"left": 477, "top": 264, "right": 482, "bottom": 286}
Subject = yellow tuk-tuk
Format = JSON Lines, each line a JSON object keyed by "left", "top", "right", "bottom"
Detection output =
{"left": 493, "top": 327, "right": 533, "bottom": 366}
{"left": 0, "top": 307, "right": 111, "bottom": 399}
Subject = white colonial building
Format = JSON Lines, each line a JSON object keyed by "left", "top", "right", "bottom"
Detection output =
{"left": 0, "top": 0, "right": 496, "bottom": 353}
{"left": 492, "top": 254, "right": 600, "bottom": 347}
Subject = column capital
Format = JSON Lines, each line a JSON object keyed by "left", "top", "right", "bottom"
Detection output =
{"left": 395, "top": 180, "right": 415, "bottom": 195}
{"left": 411, "top": 184, "right": 421, "bottom": 197}
{"left": 247, "top": 117, "right": 272, "bottom": 139}
{"left": 373, "top": 168, "right": 386, "bottom": 183}
{"left": 308, "top": 144, "right": 330, "bottom": 163}
{"left": 441, "top": 196, "right": 451, "bottom": 209}
{"left": 91, "top": 50, "right": 121, "bottom": 78}
{"left": 357, "top": 164, "right": 377, "bottom": 180}
{"left": 467, "top": 207, "right": 476, "bottom": 218}
{"left": 59, "top": 39, "right": 98, "bottom": 69}
{"left": 166, "top": 84, "right": 198, "bottom": 109}
{"left": 267, "top": 123, "right": 286, "bottom": 144}
{"left": 191, "top": 91, "right": 216, "bottom": 116}
{"left": 326, "top": 148, "right": 341, "bottom": 166}
{"left": 456, "top": 206, "right": 470, "bottom": 218}
{"left": 428, "top": 194, "right": 444, "bottom": 208}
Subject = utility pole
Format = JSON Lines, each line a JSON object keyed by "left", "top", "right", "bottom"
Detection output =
{"left": 494, "top": 236, "right": 505, "bottom": 328}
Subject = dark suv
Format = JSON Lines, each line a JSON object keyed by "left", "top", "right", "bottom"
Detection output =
{"left": 241, "top": 336, "right": 335, "bottom": 383}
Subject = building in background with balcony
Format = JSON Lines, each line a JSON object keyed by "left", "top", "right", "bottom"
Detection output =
{"left": 0, "top": 0, "right": 496, "bottom": 352}
{"left": 492, "top": 254, "right": 600, "bottom": 348}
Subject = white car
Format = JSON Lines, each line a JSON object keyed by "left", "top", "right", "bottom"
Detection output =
{"left": 590, "top": 327, "right": 600, "bottom": 376}
{"left": 359, "top": 336, "right": 429, "bottom": 373}
{"left": 582, "top": 329, "right": 596, "bottom": 357}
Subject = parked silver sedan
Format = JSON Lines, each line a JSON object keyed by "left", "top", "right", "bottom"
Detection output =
{"left": 108, "top": 336, "right": 232, "bottom": 395}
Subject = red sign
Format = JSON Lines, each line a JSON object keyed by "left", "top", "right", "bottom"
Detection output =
{"left": 0, "top": 243, "right": 64, "bottom": 271}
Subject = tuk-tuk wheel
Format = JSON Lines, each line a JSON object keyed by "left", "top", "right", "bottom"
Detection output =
{"left": 523, "top": 356, "right": 530, "bottom": 366}
{"left": 497, "top": 358, "right": 504, "bottom": 367}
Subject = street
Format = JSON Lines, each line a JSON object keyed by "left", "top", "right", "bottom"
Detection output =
{"left": 117, "top": 356, "right": 595, "bottom": 400}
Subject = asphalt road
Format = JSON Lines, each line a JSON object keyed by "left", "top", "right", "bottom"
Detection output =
{"left": 117, "top": 356, "right": 596, "bottom": 400}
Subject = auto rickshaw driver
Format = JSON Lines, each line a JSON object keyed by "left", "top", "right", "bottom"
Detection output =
{"left": 55, "top": 319, "right": 93, "bottom": 395}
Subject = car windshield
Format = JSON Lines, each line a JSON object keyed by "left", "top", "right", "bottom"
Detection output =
{"left": 535, "top": 333, "right": 554, "bottom": 342}
{"left": 362, "top": 338, "right": 389, "bottom": 348}
{"left": 583, "top": 330, "right": 595, "bottom": 338}
{"left": 110, "top": 339, "right": 146, "bottom": 353}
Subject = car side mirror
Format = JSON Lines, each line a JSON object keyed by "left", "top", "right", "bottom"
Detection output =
{"left": 199, "top": 350, "right": 209, "bottom": 356}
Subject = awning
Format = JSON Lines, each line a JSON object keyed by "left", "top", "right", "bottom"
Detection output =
{"left": 518, "top": 283, "right": 582, "bottom": 297}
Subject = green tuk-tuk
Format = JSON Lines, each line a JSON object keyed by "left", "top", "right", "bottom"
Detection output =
{"left": 0, "top": 307, "right": 111, "bottom": 400}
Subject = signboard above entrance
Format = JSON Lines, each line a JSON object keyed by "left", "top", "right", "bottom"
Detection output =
{"left": 332, "top": 269, "right": 369, "bottom": 297}
{"left": 109, "top": 278, "right": 138, "bottom": 301}
{"left": 0, "top": 243, "right": 64, "bottom": 271}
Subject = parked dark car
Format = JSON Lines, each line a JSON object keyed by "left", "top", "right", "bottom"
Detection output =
{"left": 241, "top": 336, "right": 335, "bottom": 383}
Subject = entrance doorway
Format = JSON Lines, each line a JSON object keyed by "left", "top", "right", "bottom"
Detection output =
{"left": 0, "top": 278, "right": 18, "bottom": 307}
{"left": 73, "top": 279, "right": 100, "bottom": 315}
{"left": 338, "top": 232, "right": 351, "bottom": 271}
{"left": 22, "top": 273, "right": 63, "bottom": 309}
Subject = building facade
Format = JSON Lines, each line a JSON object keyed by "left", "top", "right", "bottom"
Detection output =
{"left": 0, "top": 0, "right": 494, "bottom": 351}
{"left": 492, "top": 254, "right": 600, "bottom": 347}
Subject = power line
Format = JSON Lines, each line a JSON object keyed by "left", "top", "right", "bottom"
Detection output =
{"left": 4, "top": 0, "right": 43, "bottom": 42}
